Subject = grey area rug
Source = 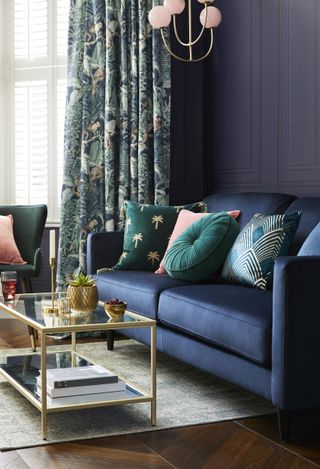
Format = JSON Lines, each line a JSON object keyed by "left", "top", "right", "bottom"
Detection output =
{"left": 0, "top": 340, "right": 275, "bottom": 450}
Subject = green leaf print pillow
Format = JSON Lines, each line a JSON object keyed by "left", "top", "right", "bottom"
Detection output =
{"left": 113, "top": 201, "right": 207, "bottom": 271}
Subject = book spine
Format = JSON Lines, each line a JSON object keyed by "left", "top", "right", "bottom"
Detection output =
{"left": 38, "top": 375, "right": 118, "bottom": 388}
{"left": 37, "top": 380, "right": 126, "bottom": 398}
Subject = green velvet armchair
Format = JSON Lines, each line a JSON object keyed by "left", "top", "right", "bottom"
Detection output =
{"left": 0, "top": 204, "right": 47, "bottom": 291}
{"left": 0, "top": 204, "right": 47, "bottom": 350}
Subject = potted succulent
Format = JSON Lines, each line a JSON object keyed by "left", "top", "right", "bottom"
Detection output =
{"left": 67, "top": 273, "right": 98, "bottom": 313}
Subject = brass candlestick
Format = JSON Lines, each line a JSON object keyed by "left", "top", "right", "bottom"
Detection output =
{"left": 43, "top": 258, "right": 58, "bottom": 315}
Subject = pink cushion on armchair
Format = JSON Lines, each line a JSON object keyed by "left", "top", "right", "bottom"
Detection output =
{"left": 155, "top": 209, "right": 240, "bottom": 274}
{"left": 0, "top": 215, "right": 26, "bottom": 264}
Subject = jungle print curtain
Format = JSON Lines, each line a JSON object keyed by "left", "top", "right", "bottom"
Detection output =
{"left": 57, "top": 0, "right": 171, "bottom": 289}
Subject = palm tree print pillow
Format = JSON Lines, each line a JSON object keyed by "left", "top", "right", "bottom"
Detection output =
{"left": 113, "top": 201, "right": 207, "bottom": 271}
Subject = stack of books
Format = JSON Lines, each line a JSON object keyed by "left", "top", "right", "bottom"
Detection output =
{"left": 37, "top": 364, "right": 127, "bottom": 404}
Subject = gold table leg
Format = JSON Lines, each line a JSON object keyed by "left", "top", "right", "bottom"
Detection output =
{"left": 71, "top": 331, "right": 76, "bottom": 367}
{"left": 40, "top": 331, "right": 48, "bottom": 440}
{"left": 151, "top": 324, "right": 157, "bottom": 426}
{"left": 71, "top": 331, "right": 76, "bottom": 351}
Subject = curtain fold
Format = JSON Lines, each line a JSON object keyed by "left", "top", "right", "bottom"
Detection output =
{"left": 57, "top": 0, "right": 170, "bottom": 289}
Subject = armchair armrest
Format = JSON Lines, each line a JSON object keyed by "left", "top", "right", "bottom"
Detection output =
{"left": 87, "top": 232, "right": 124, "bottom": 275}
{"left": 32, "top": 247, "right": 43, "bottom": 276}
{"left": 272, "top": 256, "right": 320, "bottom": 411}
{"left": 16, "top": 248, "right": 43, "bottom": 279}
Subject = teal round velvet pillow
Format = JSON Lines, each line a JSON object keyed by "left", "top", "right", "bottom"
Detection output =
{"left": 164, "top": 212, "right": 240, "bottom": 282}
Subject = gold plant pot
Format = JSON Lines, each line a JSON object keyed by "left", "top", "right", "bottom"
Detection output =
{"left": 67, "top": 285, "right": 98, "bottom": 313}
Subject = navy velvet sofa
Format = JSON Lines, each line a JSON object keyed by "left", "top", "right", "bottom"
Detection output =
{"left": 87, "top": 192, "right": 320, "bottom": 440}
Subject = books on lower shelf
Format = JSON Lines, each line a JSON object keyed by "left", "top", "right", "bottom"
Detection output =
{"left": 37, "top": 364, "right": 127, "bottom": 400}
{"left": 36, "top": 377, "right": 126, "bottom": 398}
{"left": 40, "top": 365, "right": 118, "bottom": 389}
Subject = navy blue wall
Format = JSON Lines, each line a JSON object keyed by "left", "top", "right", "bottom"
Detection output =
{"left": 170, "top": 0, "right": 320, "bottom": 203}
{"left": 169, "top": 1, "right": 206, "bottom": 204}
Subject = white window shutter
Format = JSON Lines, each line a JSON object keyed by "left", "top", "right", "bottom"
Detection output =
{"left": 14, "top": 0, "right": 48, "bottom": 60}
{"left": 11, "top": 0, "right": 69, "bottom": 222}
{"left": 14, "top": 80, "right": 48, "bottom": 206}
{"left": 56, "top": 0, "right": 69, "bottom": 57}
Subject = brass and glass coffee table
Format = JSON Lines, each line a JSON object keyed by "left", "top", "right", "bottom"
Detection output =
{"left": 0, "top": 293, "right": 156, "bottom": 439}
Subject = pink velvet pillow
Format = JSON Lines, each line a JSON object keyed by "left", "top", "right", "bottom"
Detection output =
{"left": 0, "top": 215, "right": 26, "bottom": 264}
{"left": 155, "top": 209, "right": 240, "bottom": 274}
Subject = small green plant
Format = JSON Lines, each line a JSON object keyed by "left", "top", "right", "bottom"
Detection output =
{"left": 68, "top": 273, "right": 96, "bottom": 287}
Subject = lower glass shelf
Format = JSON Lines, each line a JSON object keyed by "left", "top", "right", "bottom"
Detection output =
{"left": 0, "top": 352, "right": 146, "bottom": 409}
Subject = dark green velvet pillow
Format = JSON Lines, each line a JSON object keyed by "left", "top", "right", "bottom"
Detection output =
{"left": 113, "top": 201, "right": 207, "bottom": 271}
{"left": 164, "top": 212, "right": 240, "bottom": 282}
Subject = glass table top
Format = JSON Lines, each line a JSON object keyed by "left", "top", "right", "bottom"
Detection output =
{"left": 0, "top": 292, "right": 154, "bottom": 331}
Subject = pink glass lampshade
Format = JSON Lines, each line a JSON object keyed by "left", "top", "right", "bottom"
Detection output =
{"left": 149, "top": 6, "right": 172, "bottom": 29}
{"left": 197, "top": 0, "right": 214, "bottom": 4}
{"left": 199, "top": 6, "right": 222, "bottom": 28}
{"left": 164, "top": 0, "right": 185, "bottom": 15}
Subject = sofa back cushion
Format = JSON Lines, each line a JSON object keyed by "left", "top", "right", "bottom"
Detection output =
{"left": 284, "top": 197, "right": 320, "bottom": 254}
{"left": 297, "top": 223, "right": 320, "bottom": 256}
{"left": 204, "top": 192, "right": 295, "bottom": 229}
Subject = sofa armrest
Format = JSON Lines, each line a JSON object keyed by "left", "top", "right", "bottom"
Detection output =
{"left": 87, "top": 232, "right": 124, "bottom": 275}
{"left": 272, "top": 256, "right": 320, "bottom": 411}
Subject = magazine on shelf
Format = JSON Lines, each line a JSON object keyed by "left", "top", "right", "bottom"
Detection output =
{"left": 39, "top": 365, "right": 118, "bottom": 388}
{"left": 36, "top": 378, "right": 126, "bottom": 398}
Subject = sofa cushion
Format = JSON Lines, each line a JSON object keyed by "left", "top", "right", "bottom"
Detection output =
{"left": 158, "top": 284, "right": 272, "bottom": 365}
{"left": 113, "top": 201, "right": 206, "bottom": 271}
{"left": 298, "top": 223, "right": 320, "bottom": 256}
{"left": 156, "top": 209, "right": 240, "bottom": 274}
{"left": 284, "top": 197, "right": 320, "bottom": 254}
{"left": 0, "top": 215, "right": 26, "bottom": 265}
{"left": 94, "top": 270, "right": 190, "bottom": 320}
{"left": 164, "top": 212, "right": 240, "bottom": 282}
{"left": 204, "top": 192, "right": 295, "bottom": 229}
{"left": 221, "top": 212, "right": 301, "bottom": 290}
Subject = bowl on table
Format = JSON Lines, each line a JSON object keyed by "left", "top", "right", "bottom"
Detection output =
{"left": 104, "top": 299, "right": 127, "bottom": 320}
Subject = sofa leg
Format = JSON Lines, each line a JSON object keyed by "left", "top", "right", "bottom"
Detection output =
{"left": 27, "top": 326, "right": 37, "bottom": 352}
{"left": 277, "top": 408, "right": 291, "bottom": 441}
{"left": 106, "top": 331, "right": 115, "bottom": 350}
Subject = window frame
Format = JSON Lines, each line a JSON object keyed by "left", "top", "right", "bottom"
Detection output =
{"left": 0, "top": 0, "right": 68, "bottom": 225}
{"left": 0, "top": 0, "right": 13, "bottom": 205}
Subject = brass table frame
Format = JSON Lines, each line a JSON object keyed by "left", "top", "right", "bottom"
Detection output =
{"left": 0, "top": 294, "right": 157, "bottom": 440}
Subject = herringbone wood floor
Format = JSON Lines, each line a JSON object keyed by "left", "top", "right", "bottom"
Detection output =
{"left": 0, "top": 318, "right": 319, "bottom": 469}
